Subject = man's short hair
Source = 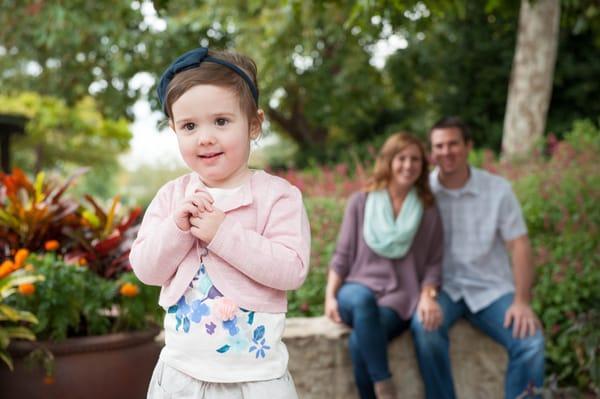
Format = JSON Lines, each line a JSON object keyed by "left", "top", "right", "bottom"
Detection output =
{"left": 429, "top": 116, "right": 472, "bottom": 144}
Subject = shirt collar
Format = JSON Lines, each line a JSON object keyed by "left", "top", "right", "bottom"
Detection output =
{"left": 185, "top": 172, "right": 255, "bottom": 212}
{"left": 431, "top": 166, "right": 480, "bottom": 197}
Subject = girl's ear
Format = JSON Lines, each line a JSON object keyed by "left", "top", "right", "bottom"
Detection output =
{"left": 249, "top": 109, "right": 265, "bottom": 140}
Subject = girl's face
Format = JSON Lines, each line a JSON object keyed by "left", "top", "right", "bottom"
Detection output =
{"left": 389, "top": 144, "right": 423, "bottom": 192}
{"left": 170, "top": 84, "right": 262, "bottom": 188}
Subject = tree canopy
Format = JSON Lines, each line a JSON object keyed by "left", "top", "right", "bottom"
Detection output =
{"left": 1, "top": 0, "right": 599, "bottom": 166}
{"left": 0, "top": 92, "right": 131, "bottom": 172}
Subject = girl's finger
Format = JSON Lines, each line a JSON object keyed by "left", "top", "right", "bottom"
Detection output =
{"left": 192, "top": 197, "right": 213, "bottom": 212}
{"left": 194, "top": 189, "right": 214, "bottom": 202}
{"left": 194, "top": 192, "right": 214, "bottom": 205}
{"left": 179, "top": 203, "right": 197, "bottom": 217}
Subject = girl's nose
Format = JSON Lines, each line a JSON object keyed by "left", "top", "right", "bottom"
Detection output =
{"left": 197, "top": 129, "right": 216, "bottom": 146}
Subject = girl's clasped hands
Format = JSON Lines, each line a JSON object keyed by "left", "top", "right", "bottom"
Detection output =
{"left": 174, "top": 189, "right": 225, "bottom": 243}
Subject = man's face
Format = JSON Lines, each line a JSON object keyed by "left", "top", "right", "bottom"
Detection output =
{"left": 430, "top": 127, "right": 472, "bottom": 176}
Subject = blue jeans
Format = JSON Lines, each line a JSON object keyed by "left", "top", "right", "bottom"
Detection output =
{"left": 336, "top": 283, "right": 409, "bottom": 399}
{"left": 411, "top": 291, "right": 545, "bottom": 399}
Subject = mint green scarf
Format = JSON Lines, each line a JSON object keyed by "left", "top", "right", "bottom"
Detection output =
{"left": 363, "top": 188, "right": 424, "bottom": 259}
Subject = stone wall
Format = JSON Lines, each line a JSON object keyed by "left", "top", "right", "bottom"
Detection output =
{"left": 283, "top": 316, "right": 507, "bottom": 399}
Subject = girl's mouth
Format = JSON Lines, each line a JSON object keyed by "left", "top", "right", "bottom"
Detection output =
{"left": 198, "top": 152, "right": 224, "bottom": 159}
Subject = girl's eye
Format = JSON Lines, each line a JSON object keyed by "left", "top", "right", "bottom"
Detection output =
{"left": 182, "top": 122, "right": 196, "bottom": 131}
{"left": 215, "top": 118, "right": 229, "bottom": 127}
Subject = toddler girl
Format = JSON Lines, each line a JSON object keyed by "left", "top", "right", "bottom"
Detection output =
{"left": 130, "top": 47, "right": 311, "bottom": 399}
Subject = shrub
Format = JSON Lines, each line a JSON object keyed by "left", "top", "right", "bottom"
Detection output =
{"left": 272, "top": 160, "right": 369, "bottom": 199}
{"left": 0, "top": 250, "right": 41, "bottom": 370}
{"left": 513, "top": 119, "right": 600, "bottom": 394}
{"left": 6, "top": 252, "right": 161, "bottom": 341}
{"left": 0, "top": 168, "right": 84, "bottom": 255}
{"left": 0, "top": 168, "right": 161, "bottom": 377}
{"left": 287, "top": 197, "right": 345, "bottom": 317}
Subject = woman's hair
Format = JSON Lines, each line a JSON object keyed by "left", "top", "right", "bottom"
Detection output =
{"left": 164, "top": 49, "right": 259, "bottom": 126}
{"left": 366, "top": 132, "right": 435, "bottom": 207}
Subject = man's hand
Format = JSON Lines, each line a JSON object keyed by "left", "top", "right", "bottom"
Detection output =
{"left": 417, "top": 295, "right": 443, "bottom": 331}
{"left": 173, "top": 190, "right": 214, "bottom": 231}
{"left": 325, "top": 295, "right": 342, "bottom": 324}
{"left": 504, "top": 301, "right": 541, "bottom": 338}
{"left": 189, "top": 208, "right": 226, "bottom": 243}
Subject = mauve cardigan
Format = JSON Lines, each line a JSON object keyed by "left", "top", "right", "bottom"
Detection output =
{"left": 329, "top": 191, "right": 443, "bottom": 319}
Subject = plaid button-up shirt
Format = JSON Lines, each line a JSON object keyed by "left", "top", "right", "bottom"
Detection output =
{"left": 430, "top": 167, "right": 527, "bottom": 312}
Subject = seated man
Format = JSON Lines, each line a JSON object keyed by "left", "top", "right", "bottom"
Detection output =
{"left": 411, "top": 117, "right": 545, "bottom": 399}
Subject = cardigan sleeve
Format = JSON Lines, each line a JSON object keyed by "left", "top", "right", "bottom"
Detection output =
{"left": 329, "top": 192, "right": 363, "bottom": 280}
{"left": 419, "top": 205, "right": 444, "bottom": 288}
{"left": 129, "top": 182, "right": 196, "bottom": 286}
{"left": 207, "top": 183, "right": 311, "bottom": 291}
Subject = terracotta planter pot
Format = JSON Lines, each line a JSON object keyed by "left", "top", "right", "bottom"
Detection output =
{"left": 0, "top": 326, "right": 162, "bottom": 399}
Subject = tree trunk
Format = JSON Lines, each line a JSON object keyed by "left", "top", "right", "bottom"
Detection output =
{"left": 266, "top": 105, "right": 328, "bottom": 150}
{"left": 502, "top": 0, "right": 560, "bottom": 158}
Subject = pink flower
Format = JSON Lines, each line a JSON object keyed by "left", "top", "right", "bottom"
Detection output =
{"left": 213, "top": 297, "right": 238, "bottom": 321}
{"left": 335, "top": 163, "right": 348, "bottom": 177}
{"left": 299, "top": 302, "right": 310, "bottom": 313}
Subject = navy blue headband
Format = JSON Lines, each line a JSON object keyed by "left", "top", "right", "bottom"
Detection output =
{"left": 157, "top": 47, "right": 259, "bottom": 115}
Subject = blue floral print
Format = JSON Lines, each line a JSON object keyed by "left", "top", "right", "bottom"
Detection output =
{"left": 249, "top": 325, "right": 271, "bottom": 358}
{"left": 205, "top": 322, "right": 216, "bottom": 335}
{"left": 166, "top": 263, "right": 271, "bottom": 360}
{"left": 168, "top": 296, "right": 191, "bottom": 333}
{"left": 222, "top": 317, "right": 240, "bottom": 336}
{"left": 189, "top": 300, "right": 210, "bottom": 323}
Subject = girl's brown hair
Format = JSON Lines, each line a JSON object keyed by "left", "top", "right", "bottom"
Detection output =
{"left": 366, "top": 132, "right": 435, "bottom": 207}
{"left": 164, "top": 49, "right": 260, "bottom": 128}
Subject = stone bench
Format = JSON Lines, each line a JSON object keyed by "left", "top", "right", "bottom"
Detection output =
{"left": 283, "top": 316, "right": 507, "bottom": 399}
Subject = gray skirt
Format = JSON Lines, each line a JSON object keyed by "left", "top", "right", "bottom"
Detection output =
{"left": 147, "top": 359, "right": 299, "bottom": 399}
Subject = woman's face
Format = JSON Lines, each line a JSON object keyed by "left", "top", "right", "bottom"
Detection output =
{"left": 389, "top": 144, "right": 423, "bottom": 191}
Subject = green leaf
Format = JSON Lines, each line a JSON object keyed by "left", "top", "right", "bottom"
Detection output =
{"left": 0, "top": 305, "right": 19, "bottom": 321}
{"left": 4, "top": 326, "right": 36, "bottom": 341}
{"left": 0, "top": 351, "right": 14, "bottom": 371}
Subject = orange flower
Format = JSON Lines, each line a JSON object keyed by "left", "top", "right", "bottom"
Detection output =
{"left": 18, "top": 283, "right": 36, "bottom": 295}
{"left": 120, "top": 282, "right": 139, "bottom": 297}
{"left": 25, "top": 264, "right": 35, "bottom": 272}
{"left": 0, "top": 260, "right": 15, "bottom": 278}
{"left": 14, "top": 248, "right": 29, "bottom": 269}
{"left": 43, "top": 375, "right": 55, "bottom": 385}
{"left": 78, "top": 257, "right": 88, "bottom": 266}
{"left": 44, "top": 240, "right": 60, "bottom": 251}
